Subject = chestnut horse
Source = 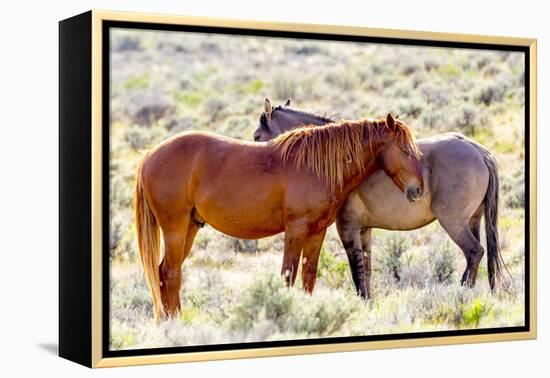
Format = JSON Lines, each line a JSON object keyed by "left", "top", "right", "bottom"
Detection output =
{"left": 135, "top": 113, "right": 423, "bottom": 321}
{"left": 254, "top": 99, "right": 506, "bottom": 299}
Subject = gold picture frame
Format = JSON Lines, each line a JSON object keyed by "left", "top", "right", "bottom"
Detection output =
{"left": 59, "top": 10, "right": 537, "bottom": 368}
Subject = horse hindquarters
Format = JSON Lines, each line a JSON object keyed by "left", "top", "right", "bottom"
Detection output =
{"left": 431, "top": 183, "right": 487, "bottom": 285}
{"left": 135, "top": 140, "right": 202, "bottom": 321}
{"left": 432, "top": 137, "right": 507, "bottom": 289}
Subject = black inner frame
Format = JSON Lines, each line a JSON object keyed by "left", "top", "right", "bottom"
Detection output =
{"left": 102, "top": 20, "right": 531, "bottom": 358}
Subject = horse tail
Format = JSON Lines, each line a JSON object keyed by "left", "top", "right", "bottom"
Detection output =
{"left": 480, "top": 148, "right": 507, "bottom": 290}
{"left": 134, "top": 154, "right": 164, "bottom": 322}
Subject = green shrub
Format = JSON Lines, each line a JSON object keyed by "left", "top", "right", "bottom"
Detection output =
{"left": 178, "top": 91, "right": 204, "bottom": 107}
{"left": 418, "top": 82, "right": 449, "bottom": 107}
{"left": 289, "top": 294, "right": 360, "bottom": 336}
{"left": 317, "top": 247, "right": 349, "bottom": 289}
{"left": 475, "top": 54, "right": 492, "bottom": 70}
{"left": 381, "top": 233, "right": 409, "bottom": 282}
{"left": 248, "top": 79, "right": 264, "bottom": 93}
{"left": 390, "top": 82, "right": 413, "bottom": 97}
{"left": 430, "top": 240, "right": 456, "bottom": 284}
{"left": 228, "top": 273, "right": 294, "bottom": 331}
{"left": 401, "top": 62, "right": 422, "bottom": 76}
{"left": 229, "top": 238, "right": 258, "bottom": 253}
{"left": 228, "top": 273, "right": 360, "bottom": 337}
{"left": 124, "top": 125, "right": 163, "bottom": 151}
{"left": 475, "top": 81, "right": 507, "bottom": 105}
{"left": 324, "top": 67, "right": 357, "bottom": 90}
{"left": 110, "top": 174, "right": 133, "bottom": 210}
{"left": 285, "top": 44, "right": 323, "bottom": 56}
{"left": 462, "top": 299, "right": 485, "bottom": 328}
{"left": 110, "top": 327, "right": 136, "bottom": 350}
{"left": 420, "top": 109, "right": 444, "bottom": 130}
{"left": 109, "top": 213, "right": 127, "bottom": 252}
{"left": 125, "top": 92, "right": 175, "bottom": 127}
{"left": 501, "top": 172, "right": 525, "bottom": 209}
{"left": 439, "top": 63, "right": 460, "bottom": 77}
{"left": 123, "top": 74, "right": 150, "bottom": 91}
{"left": 396, "top": 98, "right": 424, "bottom": 118}
{"left": 166, "top": 116, "right": 195, "bottom": 134}
{"left": 272, "top": 74, "right": 297, "bottom": 100}
{"left": 423, "top": 56, "right": 441, "bottom": 71}
{"left": 201, "top": 97, "right": 227, "bottom": 122}
{"left": 221, "top": 116, "right": 253, "bottom": 140}
{"left": 112, "top": 35, "right": 142, "bottom": 52}
{"left": 453, "top": 104, "right": 476, "bottom": 130}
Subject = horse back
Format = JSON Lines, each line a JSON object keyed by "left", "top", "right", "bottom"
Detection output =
{"left": 141, "top": 131, "right": 281, "bottom": 194}
{"left": 419, "top": 133, "right": 489, "bottom": 182}
{"left": 353, "top": 133, "right": 491, "bottom": 230}
{"left": 140, "top": 131, "right": 297, "bottom": 232}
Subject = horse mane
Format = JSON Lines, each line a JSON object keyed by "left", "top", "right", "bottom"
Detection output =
{"left": 259, "top": 105, "right": 335, "bottom": 131}
{"left": 270, "top": 118, "right": 420, "bottom": 190}
{"left": 273, "top": 105, "right": 336, "bottom": 124}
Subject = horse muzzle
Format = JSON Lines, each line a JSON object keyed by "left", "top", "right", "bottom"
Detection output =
{"left": 406, "top": 186, "right": 423, "bottom": 203}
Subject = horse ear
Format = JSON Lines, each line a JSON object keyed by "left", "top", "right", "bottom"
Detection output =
{"left": 284, "top": 98, "right": 291, "bottom": 106}
{"left": 264, "top": 98, "right": 272, "bottom": 116}
{"left": 386, "top": 113, "right": 396, "bottom": 131}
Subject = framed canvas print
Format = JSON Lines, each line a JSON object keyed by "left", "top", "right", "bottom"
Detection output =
{"left": 59, "top": 10, "right": 537, "bottom": 368}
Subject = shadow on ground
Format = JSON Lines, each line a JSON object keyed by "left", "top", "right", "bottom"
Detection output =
{"left": 38, "top": 343, "right": 58, "bottom": 355}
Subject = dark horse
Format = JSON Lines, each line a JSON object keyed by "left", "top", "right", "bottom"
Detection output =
{"left": 254, "top": 99, "right": 505, "bottom": 299}
{"left": 135, "top": 113, "right": 423, "bottom": 321}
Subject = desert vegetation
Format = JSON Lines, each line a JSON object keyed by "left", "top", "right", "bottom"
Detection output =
{"left": 109, "top": 28, "right": 526, "bottom": 350}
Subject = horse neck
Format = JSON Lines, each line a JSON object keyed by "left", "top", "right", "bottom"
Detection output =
{"left": 337, "top": 133, "right": 386, "bottom": 196}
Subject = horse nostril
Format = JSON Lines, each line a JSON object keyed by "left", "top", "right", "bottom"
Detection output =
{"left": 416, "top": 187, "right": 422, "bottom": 196}
{"left": 254, "top": 135, "right": 260, "bottom": 142}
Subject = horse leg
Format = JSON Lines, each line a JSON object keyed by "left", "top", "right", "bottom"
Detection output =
{"left": 182, "top": 221, "right": 200, "bottom": 261}
{"left": 464, "top": 210, "right": 483, "bottom": 285}
{"left": 469, "top": 207, "right": 483, "bottom": 243}
{"left": 301, "top": 229, "right": 327, "bottom": 294}
{"left": 360, "top": 228, "right": 373, "bottom": 299}
{"left": 281, "top": 228, "right": 306, "bottom": 287}
{"left": 438, "top": 219, "right": 484, "bottom": 288}
{"left": 336, "top": 193, "right": 368, "bottom": 298}
{"left": 337, "top": 220, "right": 367, "bottom": 299}
{"left": 158, "top": 215, "right": 196, "bottom": 318}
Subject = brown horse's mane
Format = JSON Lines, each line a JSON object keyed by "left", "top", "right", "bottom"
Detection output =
{"left": 270, "top": 118, "right": 421, "bottom": 190}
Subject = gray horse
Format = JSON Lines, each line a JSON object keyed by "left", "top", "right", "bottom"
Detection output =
{"left": 254, "top": 98, "right": 505, "bottom": 299}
